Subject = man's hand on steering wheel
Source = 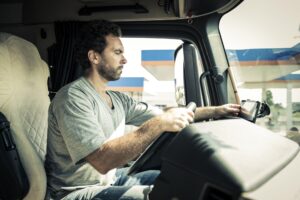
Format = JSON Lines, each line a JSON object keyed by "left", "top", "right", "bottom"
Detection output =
{"left": 158, "top": 107, "right": 194, "bottom": 133}
{"left": 127, "top": 102, "right": 197, "bottom": 176}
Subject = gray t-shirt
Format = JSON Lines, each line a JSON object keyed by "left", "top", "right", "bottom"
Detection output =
{"left": 45, "top": 77, "right": 161, "bottom": 197}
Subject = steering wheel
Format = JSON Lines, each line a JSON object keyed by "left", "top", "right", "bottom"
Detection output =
{"left": 127, "top": 102, "right": 197, "bottom": 176}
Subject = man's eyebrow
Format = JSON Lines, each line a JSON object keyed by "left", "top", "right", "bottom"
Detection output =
{"left": 114, "top": 48, "right": 124, "bottom": 53}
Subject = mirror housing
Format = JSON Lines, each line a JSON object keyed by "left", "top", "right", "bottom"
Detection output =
{"left": 239, "top": 100, "right": 270, "bottom": 123}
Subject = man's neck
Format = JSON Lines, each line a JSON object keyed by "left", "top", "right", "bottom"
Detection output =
{"left": 86, "top": 71, "right": 108, "bottom": 95}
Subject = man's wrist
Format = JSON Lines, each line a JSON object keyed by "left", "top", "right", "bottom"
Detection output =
{"left": 154, "top": 115, "right": 167, "bottom": 133}
{"left": 138, "top": 115, "right": 165, "bottom": 136}
{"left": 213, "top": 106, "right": 218, "bottom": 118}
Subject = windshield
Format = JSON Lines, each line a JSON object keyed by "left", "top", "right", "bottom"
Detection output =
{"left": 220, "top": 0, "right": 300, "bottom": 139}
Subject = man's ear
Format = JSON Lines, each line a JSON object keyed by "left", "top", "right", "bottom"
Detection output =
{"left": 88, "top": 50, "right": 101, "bottom": 65}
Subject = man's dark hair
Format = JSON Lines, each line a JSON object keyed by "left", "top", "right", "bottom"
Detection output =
{"left": 75, "top": 20, "right": 121, "bottom": 70}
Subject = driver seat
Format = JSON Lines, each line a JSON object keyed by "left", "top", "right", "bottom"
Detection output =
{"left": 0, "top": 33, "right": 50, "bottom": 199}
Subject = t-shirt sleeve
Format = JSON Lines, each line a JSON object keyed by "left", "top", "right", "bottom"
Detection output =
{"left": 53, "top": 88, "right": 105, "bottom": 165}
{"left": 116, "top": 92, "right": 163, "bottom": 126}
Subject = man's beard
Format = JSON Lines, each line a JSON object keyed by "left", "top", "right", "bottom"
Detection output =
{"left": 97, "top": 60, "right": 123, "bottom": 81}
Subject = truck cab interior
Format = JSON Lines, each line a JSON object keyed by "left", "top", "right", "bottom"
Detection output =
{"left": 1, "top": 0, "right": 300, "bottom": 199}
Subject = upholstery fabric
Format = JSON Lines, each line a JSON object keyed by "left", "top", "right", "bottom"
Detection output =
{"left": 0, "top": 33, "right": 50, "bottom": 200}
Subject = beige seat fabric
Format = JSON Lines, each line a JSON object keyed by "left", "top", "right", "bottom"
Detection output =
{"left": 0, "top": 33, "right": 50, "bottom": 200}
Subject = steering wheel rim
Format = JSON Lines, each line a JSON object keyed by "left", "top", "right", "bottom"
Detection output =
{"left": 127, "top": 102, "right": 196, "bottom": 176}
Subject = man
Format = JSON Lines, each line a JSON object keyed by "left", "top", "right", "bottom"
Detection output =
{"left": 45, "top": 20, "right": 241, "bottom": 200}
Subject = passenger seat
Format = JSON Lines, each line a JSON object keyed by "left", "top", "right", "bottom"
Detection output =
{"left": 0, "top": 33, "right": 50, "bottom": 199}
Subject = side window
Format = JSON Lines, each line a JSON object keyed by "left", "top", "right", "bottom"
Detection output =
{"left": 174, "top": 46, "right": 186, "bottom": 106}
{"left": 220, "top": 0, "right": 300, "bottom": 139}
{"left": 108, "top": 38, "right": 183, "bottom": 108}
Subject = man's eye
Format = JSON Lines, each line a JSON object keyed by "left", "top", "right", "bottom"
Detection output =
{"left": 115, "top": 50, "right": 122, "bottom": 55}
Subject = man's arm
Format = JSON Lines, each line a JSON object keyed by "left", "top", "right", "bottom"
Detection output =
{"left": 86, "top": 108, "right": 194, "bottom": 174}
{"left": 194, "top": 103, "right": 241, "bottom": 121}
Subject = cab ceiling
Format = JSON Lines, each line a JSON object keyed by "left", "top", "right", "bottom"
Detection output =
{"left": 0, "top": 0, "right": 242, "bottom": 24}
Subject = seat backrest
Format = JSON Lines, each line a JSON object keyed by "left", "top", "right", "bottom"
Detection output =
{"left": 0, "top": 33, "right": 50, "bottom": 200}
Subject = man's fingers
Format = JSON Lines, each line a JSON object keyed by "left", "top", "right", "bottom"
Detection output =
{"left": 163, "top": 107, "right": 195, "bottom": 132}
{"left": 187, "top": 115, "right": 194, "bottom": 123}
{"left": 231, "top": 104, "right": 241, "bottom": 108}
{"left": 187, "top": 110, "right": 195, "bottom": 119}
{"left": 227, "top": 104, "right": 241, "bottom": 113}
{"left": 227, "top": 104, "right": 241, "bottom": 109}
{"left": 231, "top": 108, "right": 241, "bottom": 113}
{"left": 173, "top": 119, "right": 186, "bottom": 131}
{"left": 183, "top": 112, "right": 194, "bottom": 123}
{"left": 174, "top": 117, "right": 190, "bottom": 131}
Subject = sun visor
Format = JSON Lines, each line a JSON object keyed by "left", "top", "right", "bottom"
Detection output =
{"left": 172, "top": 0, "right": 242, "bottom": 18}
{"left": 23, "top": 0, "right": 178, "bottom": 24}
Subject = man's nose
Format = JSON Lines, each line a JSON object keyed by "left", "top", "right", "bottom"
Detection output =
{"left": 121, "top": 55, "right": 127, "bottom": 64}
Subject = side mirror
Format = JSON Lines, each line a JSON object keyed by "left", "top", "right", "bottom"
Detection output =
{"left": 257, "top": 102, "right": 271, "bottom": 118}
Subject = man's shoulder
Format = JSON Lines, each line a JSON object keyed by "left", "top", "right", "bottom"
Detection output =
{"left": 51, "top": 78, "right": 93, "bottom": 108}
{"left": 56, "top": 78, "right": 90, "bottom": 99}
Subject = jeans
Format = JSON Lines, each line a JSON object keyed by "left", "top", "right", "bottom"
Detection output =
{"left": 60, "top": 168, "right": 160, "bottom": 200}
